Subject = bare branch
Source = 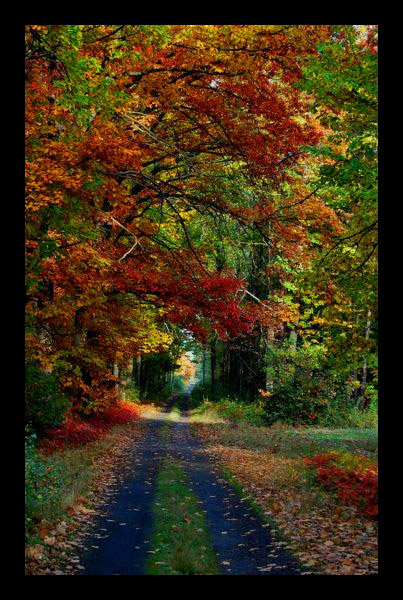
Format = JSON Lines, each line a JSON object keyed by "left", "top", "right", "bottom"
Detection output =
{"left": 118, "top": 239, "right": 140, "bottom": 261}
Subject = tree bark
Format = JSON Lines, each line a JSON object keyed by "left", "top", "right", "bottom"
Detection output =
{"left": 113, "top": 363, "right": 119, "bottom": 395}
{"left": 136, "top": 355, "right": 141, "bottom": 390}
{"left": 120, "top": 358, "right": 134, "bottom": 400}
{"left": 289, "top": 328, "right": 297, "bottom": 352}
{"left": 210, "top": 338, "right": 217, "bottom": 393}
{"left": 360, "top": 310, "right": 372, "bottom": 411}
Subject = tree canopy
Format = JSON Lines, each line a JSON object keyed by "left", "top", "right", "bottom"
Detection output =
{"left": 25, "top": 25, "right": 377, "bottom": 424}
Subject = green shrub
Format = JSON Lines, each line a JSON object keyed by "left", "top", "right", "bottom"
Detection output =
{"left": 122, "top": 380, "right": 140, "bottom": 403}
{"left": 25, "top": 362, "right": 71, "bottom": 435}
{"left": 312, "top": 395, "right": 378, "bottom": 429}
{"left": 190, "top": 382, "right": 233, "bottom": 407}
{"left": 345, "top": 402, "right": 378, "bottom": 428}
{"left": 265, "top": 343, "right": 348, "bottom": 426}
{"left": 196, "top": 397, "right": 266, "bottom": 427}
{"left": 25, "top": 433, "right": 64, "bottom": 540}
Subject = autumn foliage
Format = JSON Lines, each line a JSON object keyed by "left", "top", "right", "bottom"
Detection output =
{"left": 40, "top": 402, "right": 139, "bottom": 452}
{"left": 25, "top": 24, "right": 377, "bottom": 421}
{"left": 303, "top": 452, "right": 378, "bottom": 518}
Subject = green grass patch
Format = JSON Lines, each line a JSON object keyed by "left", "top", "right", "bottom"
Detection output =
{"left": 301, "top": 427, "right": 377, "bottom": 444}
{"left": 196, "top": 421, "right": 378, "bottom": 457}
{"left": 158, "top": 418, "right": 174, "bottom": 440}
{"left": 281, "top": 427, "right": 378, "bottom": 456}
{"left": 166, "top": 404, "right": 182, "bottom": 422}
{"left": 191, "top": 398, "right": 266, "bottom": 427}
{"left": 147, "top": 460, "right": 218, "bottom": 575}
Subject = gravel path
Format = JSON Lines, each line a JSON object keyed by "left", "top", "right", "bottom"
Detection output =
{"left": 75, "top": 395, "right": 302, "bottom": 575}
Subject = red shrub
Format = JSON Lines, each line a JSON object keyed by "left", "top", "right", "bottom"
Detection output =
{"left": 304, "top": 453, "right": 378, "bottom": 518}
{"left": 40, "top": 402, "right": 139, "bottom": 453}
{"left": 93, "top": 402, "right": 139, "bottom": 426}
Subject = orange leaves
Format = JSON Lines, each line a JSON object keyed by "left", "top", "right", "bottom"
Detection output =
{"left": 177, "top": 353, "right": 197, "bottom": 383}
{"left": 25, "top": 544, "right": 45, "bottom": 561}
{"left": 25, "top": 25, "right": 354, "bottom": 416}
{"left": 25, "top": 144, "right": 85, "bottom": 212}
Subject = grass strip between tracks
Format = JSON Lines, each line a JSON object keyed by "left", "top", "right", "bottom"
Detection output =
{"left": 147, "top": 458, "right": 218, "bottom": 575}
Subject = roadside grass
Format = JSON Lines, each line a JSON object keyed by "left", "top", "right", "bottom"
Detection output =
{"left": 297, "top": 427, "right": 378, "bottom": 454}
{"left": 189, "top": 398, "right": 377, "bottom": 455}
{"left": 26, "top": 420, "right": 146, "bottom": 544}
{"left": 191, "top": 420, "right": 377, "bottom": 457}
{"left": 191, "top": 398, "right": 266, "bottom": 426}
{"left": 49, "top": 422, "right": 139, "bottom": 511}
{"left": 189, "top": 404, "right": 226, "bottom": 424}
{"left": 189, "top": 412, "right": 225, "bottom": 424}
{"left": 191, "top": 414, "right": 378, "bottom": 575}
{"left": 147, "top": 459, "right": 219, "bottom": 575}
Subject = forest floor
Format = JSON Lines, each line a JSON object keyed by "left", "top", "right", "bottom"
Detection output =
{"left": 26, "top": 396, "right": 378, "bottom": 576}
{"left": 192, "top": 419, "right": 378, "bottom": 575}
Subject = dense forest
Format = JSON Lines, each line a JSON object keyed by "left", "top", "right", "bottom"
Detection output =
{"left": 25, "top": 24, "right": 377, "bottom": 435}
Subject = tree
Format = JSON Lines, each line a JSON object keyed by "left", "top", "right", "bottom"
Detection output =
{"left": 26, "top": 25, "right": 376, "bottom": 423}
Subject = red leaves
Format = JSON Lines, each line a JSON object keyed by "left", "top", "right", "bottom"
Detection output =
{"left": 40, "top": 417, "right": 105, "bottom": 452}
{"left": 40, "top": 402, "right": 139, "bottom": 453}
{"left": 304, "top": 453, "right": 378, "bottom": 518}
{"left": 94, "top": 402, "right": 139, "bottom": 425}
{"left": 25, "top": 24, "right": 346, "bottom": 418}
{"left": 157, "top": 270, "right": 255, "bottom": 340}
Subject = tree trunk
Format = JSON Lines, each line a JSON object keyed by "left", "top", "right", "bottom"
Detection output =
{"left": 289, "top": 328, "right": 297, "bottom": 352}
{"left": 136, "top": 355, "right": 141, "bottom": 390}
{"left": 210, "top": 338, "right": 217, "bottom": 394}
{"left": 120, "top": 358, "right": 134, "bottom": 400}
{"left": 360, "top": 310, "right": 372, "bottom": 411}
{"left": 266, "top": 330, "right": 275, "bottom": 391}
{"left": 113, "top": 363, "right": 119, "bottom": 395}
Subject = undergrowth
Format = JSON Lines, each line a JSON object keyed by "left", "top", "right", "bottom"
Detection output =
{"left": 40, "top": 401, "right": 139, "bottom": 452}
{"left": 26, "top": 400, "right": 141, "bottom": 542}
{"left": 193, "top": 398, "right": 266, "bottom": 427}
{"left": 303, "top": 451, "right": 378, "bottom": 518}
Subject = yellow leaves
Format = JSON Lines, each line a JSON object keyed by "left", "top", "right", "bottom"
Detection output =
{"left": 178, "top": 208, "right": 196, "bottom": 224}
{"left": 176, "top": 353, "right": 196, "bottom": 383}
{"left": 138, "top": 331, "right": 172, "bottom": 354}
{"left": 361, "top": 134, "right": 377, "bottom": 146}
{"left": 124, "top": 304, "right": 173, "bottom": 355}
{"left": 311, "top": 316, "right": 326, "bottom": 326}
{"left": 29, "top": 25, "right": 48, "bottom": 33}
